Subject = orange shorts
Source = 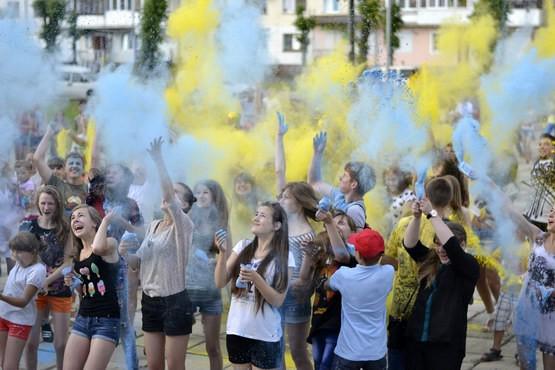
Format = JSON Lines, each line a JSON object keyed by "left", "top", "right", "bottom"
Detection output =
{"left": 36, "top": 295, "right": 73, "bottom": 314}
{"left": 0, "top": 317, "right": 32, "bottom": 341}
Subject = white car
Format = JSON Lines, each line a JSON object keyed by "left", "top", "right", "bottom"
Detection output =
{"left": 58, "top": 65, "right": 96, "bottom": 100}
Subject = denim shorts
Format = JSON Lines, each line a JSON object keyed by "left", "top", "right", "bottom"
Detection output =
{"left": 142, "top": 289, "right": 193, "bottom": 336}
{"left": 188, "top": 289, "right": 223, "bottom": 315}
{"left": 281, "top": 289, "right": 311, "bottom": 324}
{"left": 226, "top": 334, "right": 281, "bottom": 369}
{"left": 72, "top": 315, "right": 120, "bottom": 345}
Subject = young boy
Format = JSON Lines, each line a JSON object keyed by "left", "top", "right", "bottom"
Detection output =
{"left": 327, "top": 229, "right": 395, "bottom": 369}
{"left": 308, "top": 132, "right": 376, "bottom": 231}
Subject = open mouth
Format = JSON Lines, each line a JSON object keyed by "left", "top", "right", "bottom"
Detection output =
{"left": 72, "top": 224, "right": 85, "bottom": 233}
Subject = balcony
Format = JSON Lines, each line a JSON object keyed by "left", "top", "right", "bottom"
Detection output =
{"left": 77, "top": 10, "right": 140, "bottom": 30}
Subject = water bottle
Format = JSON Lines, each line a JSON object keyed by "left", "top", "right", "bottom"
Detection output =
{"left": 235, "top": 263, "right": 252, "bottom": 288}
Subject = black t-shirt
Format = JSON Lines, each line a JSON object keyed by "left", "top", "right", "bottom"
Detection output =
{"left": 74, "top": 252, "right": 120, "bottom": 318}
{"left": 19, "top": 216, "right": 71, "bottom": 297}
{"left": 307, "top": 256, "right": 356, "bottom": 342}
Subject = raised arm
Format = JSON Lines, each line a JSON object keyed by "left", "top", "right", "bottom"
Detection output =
{"left": 275, "top": 112, "right": 288, "bottom": 194}
{"left": 308, "top": 132, "right": 333, "bottom": 196}
{"left": 486, "top": 177, "right": 542, "bottom": 241}
{"left": 317, "top": 209, "right": 350, "bottom": 263}
{"left": 404, "top": 201, "right": 423, "bottom": 248}
{"left": 215, "top": 239, "right": 240, "bottom": 289}
{"left": 32, "top": 125, "right": 54, "bottom": 183}
{"left": 91, "top": 211, "right": 118, "bottom": 261}
{"left": 147, "top": 137, "right": 192, "bottom": 265}
{"left": 147, "top": 137, "right": 173, "bottom": 203}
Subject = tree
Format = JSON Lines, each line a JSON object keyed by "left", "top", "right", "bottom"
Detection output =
{"left": 386, "top": 2, "right": 404, "bottom": 64}
{"left": 294, "top": 5, "right": 316, "bottom": 66}
{"left": 33, "top": 0, "right": 66, "bottom": 52}
{"left": 471, "top": 0, "right": 510, "bottom": 31}
{"left": 67, "top": 1, "right": 84, "bottom": 64}
{"left": 357, "top": 0, "right": 383, "bottom": 64}
{"left": 137, "top": 0, "right": 167, "bottom": 76}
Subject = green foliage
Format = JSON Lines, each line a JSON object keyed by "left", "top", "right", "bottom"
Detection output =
{"left": 137, "top": 0, "right": 168, "bottom": 75}
{"left": 33, "top": 0, "right": 66, "bottom": 52}
{"left": 68, "top": 10, "right": 84, "bottom": 64}
{"left": 390, "top": 3, "right": 404, "bottom": 51}
{"left": 357, "top": 0, "right": 383, "bottom": 64}
{"left": 471, "top": 0, "right": 509, "bottom": 30}
{"left": 294, "top": 5, "right": 316, "bottom": 66}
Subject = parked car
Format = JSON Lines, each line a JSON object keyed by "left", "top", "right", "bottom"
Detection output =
{"left": 58, "top": 65, "right": 96, "bottom": 100}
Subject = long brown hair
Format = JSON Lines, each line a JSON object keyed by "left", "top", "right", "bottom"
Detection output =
{"left": 230, "top": 202, "right": 289, "bottom": 313}
{"left": 197, "top": 179, "right": 230, "bottom": 228}
{"left": 441, "top": 175, "right": 465, "bottom": 222}
{"left": 418, "top": 221, "right": 467, "bottom": 288}
{"left": 35, "top": 185, "right": 70, "bottom": 245}
{"left": 70, "top": 204, "right": 102, "bottom": 260}
{"left": 436, "top": 159, "right": 469, "bottom": 207}
{"left": 280, "top": 182, "right": 318, "bottom": 221}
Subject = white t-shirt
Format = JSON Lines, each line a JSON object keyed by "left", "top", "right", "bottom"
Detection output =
{"left": 330, "top": 264, "right": 394, "bottom": 361}
{"left": 226, "top": 240, "right": 295, "bottom": 342}
{"left": 0, "top": 262, "right": 46, "bottom": 325}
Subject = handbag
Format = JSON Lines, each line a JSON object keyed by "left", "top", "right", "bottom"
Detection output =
{"left": 387, "top": 286, "right": 418, "bottom": 350}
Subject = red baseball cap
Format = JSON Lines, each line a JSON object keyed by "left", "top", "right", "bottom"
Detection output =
{"left": 347, "top": 229, "right": 385, "bottom": 260}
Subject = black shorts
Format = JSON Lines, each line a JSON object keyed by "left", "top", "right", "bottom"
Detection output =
{"left": 226, "top": 334, "right": 281, "bottom": 369}
{"left": 141, "top": 290, "right": 193, "bottom": 336}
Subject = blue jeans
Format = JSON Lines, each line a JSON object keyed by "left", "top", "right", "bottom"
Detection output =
{"left": 312, "top": 332, "right": 338, "bottom": 370}
{"left": 331, "top": 354, "right": 387, "bottom": 370}
{"left": 388, "top": 348, "right": 407, "bottom": 370}
{"left": 117, "top": 256, "right": 138, "bottom": 370}
{"left": 72, "top": 316, "right": 120, "bottom": 344}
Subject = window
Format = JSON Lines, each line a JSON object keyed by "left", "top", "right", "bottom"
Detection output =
{"left": 112, "top": 0, "right": 117, "bottom": 10}
{"left": 323, "top": 0, "right": 340, "bottom": 12}
{"left": 128, "top": 0, "right": 132, "bottom": 9}
{"left": 6, "top": 1, "right": 19, "bottom": 17}
{"left": 283, "top": 34, "right": 302, "bottom": 52}
{"left": 121, "top": 0, "right": 126, "bottom": 9}
{"left": 283, "top": 0, "right": 295, "bottom": 13}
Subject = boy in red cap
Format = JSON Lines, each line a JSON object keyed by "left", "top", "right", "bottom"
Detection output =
{"left": 326, "top": 228, "right": 394, "bottom": 370}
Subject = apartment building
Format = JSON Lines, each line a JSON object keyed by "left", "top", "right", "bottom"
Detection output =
{"left": 303, "top": 0, "right": 542, "bottom": 68}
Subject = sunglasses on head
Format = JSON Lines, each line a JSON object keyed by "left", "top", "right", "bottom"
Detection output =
{"left": 49, "top": 165, "right": 63, "bottom": 170}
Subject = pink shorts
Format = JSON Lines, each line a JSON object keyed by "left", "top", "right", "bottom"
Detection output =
{"left": 0, "top": 317, "right": 32, "bottom": 341}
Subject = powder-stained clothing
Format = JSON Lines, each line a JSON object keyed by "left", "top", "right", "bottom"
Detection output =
{"left": 47, "top": 175, "right": 87, "bottom": 215}
{"left": 385, "top": 216, "right": 434, "bottom": 320}
{"left": 19, "top": 216, "right": 70, "bottom": 297}
{"left": 514, "top": 241, "right": 555, "bottom": 355}
{"left": 185, "top": 205, "right": 224, "bottom": 295}
{"left": 330, "top": 263, "right": 395, "bottom": 361}
{"left": 138, "top": 200, "right": 194, "bottom": 298}
{"left": 405, "top": 238, "right": 479, "bottom": 361}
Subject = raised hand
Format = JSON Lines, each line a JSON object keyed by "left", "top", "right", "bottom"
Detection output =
{"left": 276, "top": 112, "right": 288, "bottom": 136}
{"left": 313, "top": 131, "right": 327, "bottom": 154}
{"left": 419, "top": 198, "right": 433, "bottom": 215}
{"left": 147, "top": 137, "right": 164, "bottom": 159}
{"left": 214, "top": 229, "right": 228, "bottom": 253}
{"left": 411, "top": 200, "right": 422, "bottom": 218}
{"left": 315, "top": 209, "right": 333, "bottom": 224}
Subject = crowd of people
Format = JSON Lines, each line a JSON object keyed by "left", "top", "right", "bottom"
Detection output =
{"left": 0, "top": 102, "right": 554, "bottom": 370}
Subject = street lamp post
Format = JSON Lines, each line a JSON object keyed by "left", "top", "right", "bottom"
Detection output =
{"left": 385, "top": 0, "right": 392, "bottom": 71}
{"left": 349, "top": 0, "right": 355, "bottom": 63}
